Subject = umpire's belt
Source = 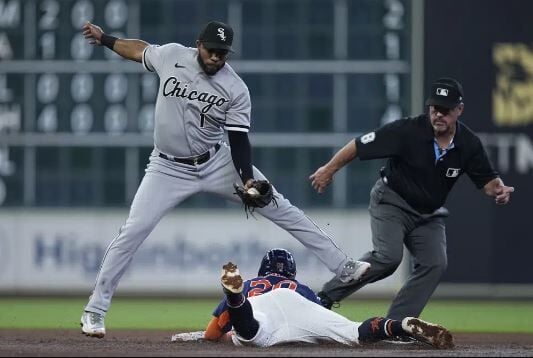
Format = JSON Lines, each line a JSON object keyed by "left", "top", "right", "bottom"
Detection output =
{"left": 158, "top": 143, "right": 221, "bottom": 165}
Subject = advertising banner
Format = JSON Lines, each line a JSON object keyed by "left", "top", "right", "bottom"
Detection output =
{"left": 0, "top": 209, "right": 406, "bottom": 295}
{"left": 424, "top": 0, "right": 533, "bottom": 283}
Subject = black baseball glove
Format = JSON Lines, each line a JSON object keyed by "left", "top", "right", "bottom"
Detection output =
{"left": 233, "top": 180, "right": 278, "bottom": 218}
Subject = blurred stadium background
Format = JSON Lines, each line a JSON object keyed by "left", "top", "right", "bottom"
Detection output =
{"left": 0, "top": 0, "right": 531, "bottom": 303}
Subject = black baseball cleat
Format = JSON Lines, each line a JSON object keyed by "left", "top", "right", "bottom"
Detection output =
{"left": 317, "top": 291, "right": 335, "bottom": 309}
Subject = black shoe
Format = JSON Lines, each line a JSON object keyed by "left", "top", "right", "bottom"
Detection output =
{"left": 317, "top": 291, "right": 339, "bottom": 309}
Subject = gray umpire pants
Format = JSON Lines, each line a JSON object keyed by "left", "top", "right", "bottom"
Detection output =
{"left": 321, "top": 178, "right": 449, "bottom": 320}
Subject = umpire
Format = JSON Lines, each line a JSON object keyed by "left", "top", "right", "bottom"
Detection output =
{"left": 309, "top": 77, "right": 515, "bottom": 321}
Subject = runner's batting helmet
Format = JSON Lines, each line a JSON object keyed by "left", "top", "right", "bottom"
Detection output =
{"left": 258, "top": 248, "right": 297, "bottom": 279}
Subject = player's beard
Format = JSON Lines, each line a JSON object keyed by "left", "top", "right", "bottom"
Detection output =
{"left": 197, "top": 55, "right": 225, "bottom": 76}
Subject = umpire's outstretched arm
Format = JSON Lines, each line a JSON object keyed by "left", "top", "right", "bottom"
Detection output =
{"left": 483, "top": 177, "right": 514, "bottom": 205}
{"left": 309, "top": 139, "right": 357, "bottom": 194}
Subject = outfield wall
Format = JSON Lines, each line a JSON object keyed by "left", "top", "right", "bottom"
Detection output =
{"left": 0, "top": 209, "right": 407, "bottom": 296}
{"left": 2, "top": 209, "right": 532, "bottom": 298}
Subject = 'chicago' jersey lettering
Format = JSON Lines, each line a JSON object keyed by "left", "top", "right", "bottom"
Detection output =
{"left": 142, "top": 42, "right": 251, "bottom": 158}
{"left": 162, "top": 77, "right": 229, "bottom": 113}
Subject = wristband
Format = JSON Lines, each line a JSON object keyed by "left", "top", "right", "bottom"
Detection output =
{"left": 101, "top": 33, "right": 117, "bottom": 50}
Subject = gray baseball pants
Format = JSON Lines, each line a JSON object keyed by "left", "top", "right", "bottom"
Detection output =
{"left": 321, "top": 178, "right": 449, "bottom": 320}
{"left": 84, "top": 144, "right": 348, "bottom": 315}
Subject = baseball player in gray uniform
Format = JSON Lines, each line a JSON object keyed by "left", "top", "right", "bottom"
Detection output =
{"left": 80, "top": 20, "right": 370, "bottom": 338}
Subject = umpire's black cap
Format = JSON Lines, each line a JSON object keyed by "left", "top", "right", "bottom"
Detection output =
{"left": 426, "top": 77, "right": 464, "bottom": 109}
{"left": 198, "top": 21, "right": 234, "bottom": 53}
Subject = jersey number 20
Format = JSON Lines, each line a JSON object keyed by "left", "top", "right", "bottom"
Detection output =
{"left": 247, "top": 279, "right": 298, "bottom": 297}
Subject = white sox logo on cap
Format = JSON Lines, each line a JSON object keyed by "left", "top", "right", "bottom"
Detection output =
{"left": 436, "top": 88, "right": 449, "bottom": 96}
{"left": 217, "top": 28, "right": 226, "bottom": 41}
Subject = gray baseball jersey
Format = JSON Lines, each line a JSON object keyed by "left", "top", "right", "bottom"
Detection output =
{"left": 142, "top": 43, "right": 250, "bottom": 157}
{"left": 84, "top": 42, "right": 351, "bottom": 317}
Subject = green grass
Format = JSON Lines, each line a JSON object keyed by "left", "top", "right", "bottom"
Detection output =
{"left": 335, "top": 300, "right": 533, "bottom": 333}
{"left": 1, "top": 297, "right": 532, "bottom": 333}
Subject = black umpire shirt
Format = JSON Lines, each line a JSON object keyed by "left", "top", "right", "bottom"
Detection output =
{"left": 355, "top": 114, "right": 498, "bottom": 214}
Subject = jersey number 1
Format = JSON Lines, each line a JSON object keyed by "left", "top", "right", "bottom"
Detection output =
{"left": 199, "top": 113, "right": 206, "bottom": 128}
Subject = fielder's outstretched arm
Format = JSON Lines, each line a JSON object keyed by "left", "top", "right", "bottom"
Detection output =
{"left": 82, "top": 21, "right": 148, "bottom": 62}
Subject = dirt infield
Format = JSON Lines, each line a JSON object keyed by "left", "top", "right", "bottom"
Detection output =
{"left": 0, "top": 329, "right": 532, "bottom": 357}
